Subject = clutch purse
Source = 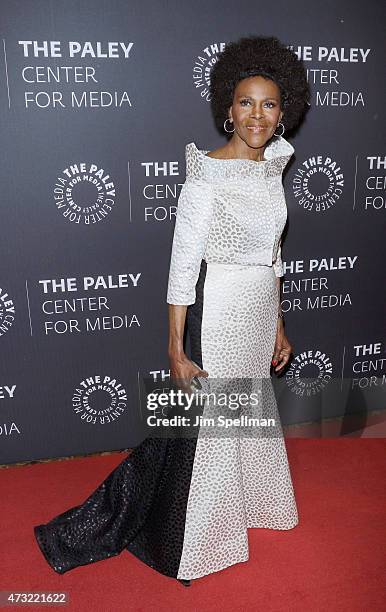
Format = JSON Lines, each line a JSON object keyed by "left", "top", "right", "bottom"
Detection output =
{"left": 190, "top": 360, "right": 210, "bottom": 395}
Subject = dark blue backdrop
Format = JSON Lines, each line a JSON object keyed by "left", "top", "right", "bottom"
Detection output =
{"left": 0, "top": 0, "right": 385, "bottom": 464}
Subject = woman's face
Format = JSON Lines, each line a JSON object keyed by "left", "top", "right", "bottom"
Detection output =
{"left": 228, "top": 75, "right": 283, "bottom": 148}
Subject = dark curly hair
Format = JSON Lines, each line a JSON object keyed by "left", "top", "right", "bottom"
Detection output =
{"left": 209, "top": 35, "right": 310, "bottom": 137}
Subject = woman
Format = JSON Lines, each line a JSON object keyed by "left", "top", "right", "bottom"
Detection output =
{"left": 34, "top": 35, "right": 310, "bottom": 586}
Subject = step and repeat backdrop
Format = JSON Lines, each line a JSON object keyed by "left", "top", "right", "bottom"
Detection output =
{"left": 0, "top": 0, "right": 385, "bottom": 464}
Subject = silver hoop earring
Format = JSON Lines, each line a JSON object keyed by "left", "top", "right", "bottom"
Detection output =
{"left": 274, "top": 122, "right": 285, "bottom": 137}
{"left": 224, "top": 118, "right": 234, "bottom": 133}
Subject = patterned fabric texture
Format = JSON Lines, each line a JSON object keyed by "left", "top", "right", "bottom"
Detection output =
{"left": 34, "top": 135, "right": 298, "bottom": 580}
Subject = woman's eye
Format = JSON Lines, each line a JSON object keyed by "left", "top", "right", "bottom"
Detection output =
{"left": 240, "top": 100, "right": 275, "bottom": 108}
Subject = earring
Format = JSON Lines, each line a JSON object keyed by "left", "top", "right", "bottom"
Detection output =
{"left": 274, "top": 122, "right": 285, "bottom": 136}
{"left": 223, "top": 118, "right": 235, "bottom": 133}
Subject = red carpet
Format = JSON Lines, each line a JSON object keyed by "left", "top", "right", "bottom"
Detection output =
{"left": 0, "top": 440, "right": 385, "bottom": 611}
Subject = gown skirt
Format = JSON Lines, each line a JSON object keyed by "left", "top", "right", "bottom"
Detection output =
{"left": 34, "top": 259, "right": 298, "bottom": 580}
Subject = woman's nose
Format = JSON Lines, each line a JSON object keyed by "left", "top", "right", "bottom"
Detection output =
{"left": 250, "top": 106, "right": 264, "bottom": 118}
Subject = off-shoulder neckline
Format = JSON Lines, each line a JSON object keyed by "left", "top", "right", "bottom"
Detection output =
{"left": 184, "top": 138, "right": 295, "bottom": 179}
{"left": 188, "top": 140, "right": 285, "bottom": 164}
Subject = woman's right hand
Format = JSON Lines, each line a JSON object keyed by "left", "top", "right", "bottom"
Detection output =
{"left": 169, "top": 351, "right": 208, "bottom": 394}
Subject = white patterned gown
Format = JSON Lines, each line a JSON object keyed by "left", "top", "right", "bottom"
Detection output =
{"left": 33, "top": 135, "right": 298, "bottom": 582}
{"left": 166, "top": 135, "right": 298, "bottom": 579}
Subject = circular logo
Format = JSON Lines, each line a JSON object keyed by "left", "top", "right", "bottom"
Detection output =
{"left": 0, "top": 286, "right": 15, "bottom": 338}
{"left": 53, "top": 163, "right": 116, "bottom": 224}
{"left": 285, "top": 349, "right": 333, "bottom": 395}
{"left": 292, "top": 155, "right": 344, "bottom": 212}
{"left": 72, "top": 375, "right": 127, "bottom": 425}
{"left": 192, "top": 42, "right": 226, "bottom": 101}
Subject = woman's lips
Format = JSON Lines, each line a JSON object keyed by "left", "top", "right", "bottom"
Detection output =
{"left": 246, "top": 126, "right": 267, "bottom": 133}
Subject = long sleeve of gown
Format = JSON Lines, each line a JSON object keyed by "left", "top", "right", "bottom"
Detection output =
{"left": 273, "top": 239, "right": 284, "bottom": 278}
{"left": 167, "top": 179, "right": 214, "bottom": 305}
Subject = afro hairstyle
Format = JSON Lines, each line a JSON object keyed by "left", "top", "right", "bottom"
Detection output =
{"left": 209, "top": 35, "right": 310, "bottom": 137}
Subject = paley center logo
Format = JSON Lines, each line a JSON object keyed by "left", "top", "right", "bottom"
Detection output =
{"left": 285, "top": 349, "right": 333, "bottom": 395}
{"left": 53, "top": 163, "right": 116, "bottom": 224}
{"left": 72, "top": 375, "right": 127, "bottom": 425}
{"left": 0, "top": 285, "right": 16, "bottom": 338}
{"left": 292, "top": 155, "right": 345, "bottom": 212}
{"left": 192, "top": 42, "right": 226, "bottom": 101}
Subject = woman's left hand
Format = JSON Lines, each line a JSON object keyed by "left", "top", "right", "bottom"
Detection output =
{"left": 271, "top": 319, "right": 292, "bottom": 373}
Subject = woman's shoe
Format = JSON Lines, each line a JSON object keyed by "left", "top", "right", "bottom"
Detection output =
{"left": 177, "top": 578, "right": 191, "bottom": 587}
